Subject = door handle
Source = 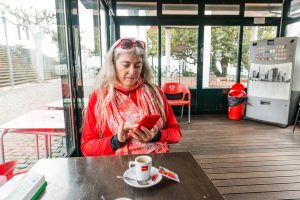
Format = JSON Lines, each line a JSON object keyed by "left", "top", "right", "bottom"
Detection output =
{"left": 260, "top": 100, "right": 271, "bottom": 105}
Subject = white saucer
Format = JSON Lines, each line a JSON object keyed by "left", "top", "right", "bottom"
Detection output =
{"left": 122, "top": 167, "right": 162, "bottom": 188}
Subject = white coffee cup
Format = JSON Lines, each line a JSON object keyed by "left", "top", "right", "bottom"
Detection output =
{"left": 129, "top": 155, "right": 152, "bottom": 181}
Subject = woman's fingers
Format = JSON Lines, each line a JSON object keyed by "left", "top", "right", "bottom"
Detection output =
{"left": 117, "top": 121, "right": 158, "bottom": 142}
{"left": 134, "top": 127, "right": 156, "bottom": 142}
{"left": 130, "top": 132, "right": 144, "bottom": 141}
{"left": 117, "top": 121, "right": 127, "bottom": 143}
{"left": 151, "top": 125, "right": 158, "bottom": 133}
{"left": 124, "top": 122, "right": 138, "bottom": 130}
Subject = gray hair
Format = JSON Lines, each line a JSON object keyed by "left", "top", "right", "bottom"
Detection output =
{"left": 93, "top": 39, "right": 166, "bottom": 129}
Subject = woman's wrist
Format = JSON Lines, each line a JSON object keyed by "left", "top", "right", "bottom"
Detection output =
{"left": 110, "top": 135, "right": 126, "bottom": 151}
{"left": 149, "top": 130, "right": 162, "bottom": 142}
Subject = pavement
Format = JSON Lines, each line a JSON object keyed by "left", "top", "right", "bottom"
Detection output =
{"left": 0, "top": 70, "right": 96, "bottom": 172}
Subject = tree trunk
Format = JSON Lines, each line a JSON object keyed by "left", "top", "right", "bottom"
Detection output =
{"left": 30, "top": 26, "right": 45, "bottom": 81}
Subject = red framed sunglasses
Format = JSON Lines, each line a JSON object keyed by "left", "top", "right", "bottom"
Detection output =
{"left": 114, "top": 39, "right": 146, "bottom": 50}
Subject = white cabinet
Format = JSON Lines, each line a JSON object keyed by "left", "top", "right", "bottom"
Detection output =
{"left": 246, "top": 37, "right": 300, "bottom": 127}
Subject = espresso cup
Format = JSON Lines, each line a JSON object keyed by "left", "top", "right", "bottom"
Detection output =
{"left": 129, "top": 155, "right": 152, "bottom": 181}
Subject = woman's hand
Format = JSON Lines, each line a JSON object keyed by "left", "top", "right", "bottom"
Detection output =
{"left": 117, "top": 121, "right": 138, "bottom": 143}
{"left": 131, "top": 125, "right": 159, "bottom": 142}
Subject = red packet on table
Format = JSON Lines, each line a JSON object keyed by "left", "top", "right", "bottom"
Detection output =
{"left": 158, "top": 166, "right": 180, "bottom": 182}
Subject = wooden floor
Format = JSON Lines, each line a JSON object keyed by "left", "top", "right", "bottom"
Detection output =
{"left": 172, "top": 115, "right": 300, "bottom": 200}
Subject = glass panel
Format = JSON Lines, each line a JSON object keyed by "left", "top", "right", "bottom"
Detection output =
{"left": 286, "top": 21, "right": 300, "bottom": 36}
{"left": 161, "top": 26, "right": 198, "bottom": 88}
{"left": 117, "top": 2, "right": 157, "bottom": 16}
{"left": 109, "top": 15, "right": 116, "bottom": 46}
{"left": 245, "top": 3, "right": 282, "bottom": 17}
{"left": 241, "top": 26, "right": 277, "bottom": 87}
{"left": 162, "top": 4, "right": 198, "bottom": 15}
{"left": 203, "top": 26, "right": 240, "bottom": 88}
{"left": 205, "top": 4, "right": 240, "bottom": 15}
{"left": 289, "top": 0, "right": 300, "bottom": 18}
{"left": 0, "top": 0, "right": 74, "bottom": 168}
{"left": 100, "top": 1, "right": 107, "bottom": 62}
{"left": 120, "top": 25, "right": 159, "bottom": 84}
{"left": 78, "top": 0, "right": 100, "bottom": 98}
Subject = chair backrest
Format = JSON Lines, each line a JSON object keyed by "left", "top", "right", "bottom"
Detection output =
{"left": 0, "top": 160, "right": 17, "bottom": 180}
{"left": 161, "top": 82, "right": 191, "bottom": 101}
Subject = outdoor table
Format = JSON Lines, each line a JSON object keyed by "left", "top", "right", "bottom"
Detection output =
{"left": 0, "top": 110, "right": 65, "bottom": 163}
{"left": 45, "top": 98, "right": 88, "bottom": 110}
{"left": 31, "top": 152, "right": 223, "bottom": 200}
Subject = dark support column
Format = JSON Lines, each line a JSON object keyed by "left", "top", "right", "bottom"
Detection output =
{"left": 236, "top": 2, "right": 245, "bottom": 84}
{"left": 157, "top": 1, "right": 162, "bottom": 87}
{"left": 236, "top": 26, "right": 243, "bottom": 83}
{"left": 158, "top": 25, "right": 162, "bottom": 87}
{"left": 280, "top": 0, "right": 291, "bottom": 36}
{"left": 197, "top": 26, "right": 203, "bottom": 90}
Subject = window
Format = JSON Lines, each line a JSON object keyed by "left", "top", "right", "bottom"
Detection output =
{"left": 78, "top": 0, "right": 101, "bottom": 97}
{"left": 100, "top": 1, "right": 107, "bottom": 62}
{"left": 289, "top": 0, "right": 300, "bottom": 18}
{"left": 241, "top": 26, "right": 277, "bottom": 87}
{"left": 117, "top": 2, "right": 157, "bottom": 16}
{"left": 161, "top": 26, "right": 198, "bottom": 88}
{"left": 245, "top": 3, "right": 282, "bottom": 17}
{"left": 205, "top": 4, "right": 240, "bottom": 15}
{"left": 0, "top": 0, "right": 75, "bottom": 170}
{"left": 162, "top": 4, "right": 198, "bottom": 15}
{"left": 120, "top": 25, "right": 159, "bottom": 84}
{"left": 286, "top": 21, "right": 300, "bottom": 37}
{"left": 203, "top": 26, "right": 240, "bottom": 88}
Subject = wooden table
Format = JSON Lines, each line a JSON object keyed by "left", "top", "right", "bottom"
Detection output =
{"left": 31, "top": 152, "right": 223, "bottom": 200}
{"left": 0, "top": 110, "right": 65, "bottom": 163}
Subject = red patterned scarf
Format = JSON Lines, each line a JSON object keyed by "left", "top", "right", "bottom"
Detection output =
{"left": 104, "top": 78, "right": 169, "bottom": 154}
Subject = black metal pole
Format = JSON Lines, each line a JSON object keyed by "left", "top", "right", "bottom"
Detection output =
{"left": 280, "top": 0, "right": 291, "bottom": 36}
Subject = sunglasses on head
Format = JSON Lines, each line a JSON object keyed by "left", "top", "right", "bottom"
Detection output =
{"left": 114, "top": 39, "right": 146, "bottom": 50}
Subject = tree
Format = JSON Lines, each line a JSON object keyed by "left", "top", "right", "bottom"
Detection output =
{"left": 242, "top": 26, "right": 276, "bottom": 72}
{"left": 147, "top": 26, "right": 162, "bottom": 68}
{"left": 147, "top": 27, "right": 198, "bottom": 64}
{"left": 210, "top": 26, "right": 239, "bottom": 77}
{"left": 1, "top": 3, "right": 56, "bottom": 80}
{"left": 147, "top": 25, "right": 276, "bottom": 78}
{"left": 170, "top": 28, "right": 197, "bottom": 65}
{"left": 147, "top": 27, "right": 197, "bottom": 77}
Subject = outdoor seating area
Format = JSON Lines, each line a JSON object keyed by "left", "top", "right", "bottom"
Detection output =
{"left": 1, "top": 0, "right": 300, "bottom": 199}
{"left": 0, "top": 110, "right": 65, "bottom": 163}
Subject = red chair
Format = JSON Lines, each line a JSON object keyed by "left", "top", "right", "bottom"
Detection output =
{"left": 0, "top": 160, "right": 27, "bottom": 187}
{"left": 0, "top": 160, "right": 17, "bottom": 181}
{"left": 162, "top": 82, "right": 191, "bottom": 123}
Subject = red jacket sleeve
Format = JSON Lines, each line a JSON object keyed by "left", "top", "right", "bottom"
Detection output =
{"left": 158, "top": 89, "right": 182, "bottom": 144}
{"left": 80, "top": 92, "right": 115, "bottom": 156}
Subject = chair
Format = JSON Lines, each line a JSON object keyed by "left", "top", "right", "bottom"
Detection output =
{"left": 0, "top": 160, "right": 27, "bottom": 187}
{"left": 161, "top": 82, "right": 191, "bottom": 123}
{"left": 293, "top": 99, "right": 300, "bottom": 133}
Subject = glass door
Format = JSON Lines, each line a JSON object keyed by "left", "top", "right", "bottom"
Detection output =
{"left": 161, "top": 26, "right": 198, "bottom": 89}
{"left": 0, "top": 0, "right": 76, "bottom": 166}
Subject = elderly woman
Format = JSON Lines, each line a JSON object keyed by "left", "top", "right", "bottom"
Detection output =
{"left": 81, "top": 38, "right": 181, "bottom": 156}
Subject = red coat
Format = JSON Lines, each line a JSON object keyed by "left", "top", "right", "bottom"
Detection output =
{"left": 81, "top": 88, "right": 181, "bottom": 156}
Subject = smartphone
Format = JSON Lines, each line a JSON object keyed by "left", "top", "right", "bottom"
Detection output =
{"left": 137, "top": 114, "right": 160, "bottom": 131}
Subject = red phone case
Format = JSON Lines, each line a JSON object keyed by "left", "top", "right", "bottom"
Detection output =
{"left": 137, "top": 114, "right": 160, "bottom": 131}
